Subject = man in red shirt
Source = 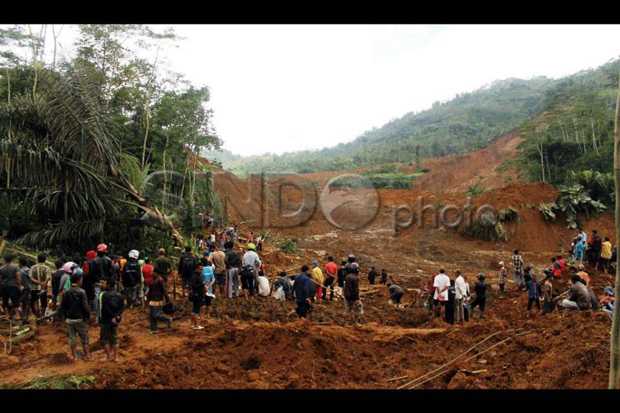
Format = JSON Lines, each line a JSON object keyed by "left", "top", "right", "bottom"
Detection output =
{"left": 324, "top": 256, "right": 338, "bottom": 302}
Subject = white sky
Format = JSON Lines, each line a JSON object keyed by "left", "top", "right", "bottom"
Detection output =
{"left": 12, "top": 24, "right": 620, "bottom": 156}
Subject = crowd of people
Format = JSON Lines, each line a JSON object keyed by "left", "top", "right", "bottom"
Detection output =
{"left": 426, "top": 228, "right": 617, "bottom": 325}
{"left": 0, "top": 223, "right": 616, "bottom": 362}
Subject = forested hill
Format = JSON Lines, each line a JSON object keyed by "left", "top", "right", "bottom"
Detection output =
{"left": 208, "top": 75, "right": 555, "bottom": 175}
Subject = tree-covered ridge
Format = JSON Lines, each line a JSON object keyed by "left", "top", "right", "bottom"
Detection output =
{"left": 215, "top": 75, "right": 554, "bottom": 175}
{"left": 518, "top": 58, "right": 620, "bottom": 190}
{"left": 0, "top": 25, "right": 221, "bottom": 252}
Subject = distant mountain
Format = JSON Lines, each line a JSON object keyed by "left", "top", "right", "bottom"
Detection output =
{"left": 217, "top": 58, "right": 619, "bottom": 177}
{"left": 202, "top": 148, "right": 242, "bottom": 165}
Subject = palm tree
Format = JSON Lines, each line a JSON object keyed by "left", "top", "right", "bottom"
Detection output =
{"left": 0, "top": 69, "right": 183, "bottom": 248}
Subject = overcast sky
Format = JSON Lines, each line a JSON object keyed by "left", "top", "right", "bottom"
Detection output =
{"left": 36, "top": 25, "right": 620, "bottom": 156}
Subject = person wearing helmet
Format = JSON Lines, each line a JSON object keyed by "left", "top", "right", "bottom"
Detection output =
{"left": 241, "top": 243, "right": 261, "bottom": 298}
{"left": 498, "top": 261, "right": 507, "bottom": 294}
{"left": 470, "top": 273, "right": 487, "bottom": 319}
{"left": 59, "top": 270, "right": 91, "bottom": 361}
{"left": 121, "top": 250, "right": 141, "bottom": 308}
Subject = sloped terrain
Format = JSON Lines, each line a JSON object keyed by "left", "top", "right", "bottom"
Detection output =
{"left": 0, "top": 133, "right": 615, "bottom": 390}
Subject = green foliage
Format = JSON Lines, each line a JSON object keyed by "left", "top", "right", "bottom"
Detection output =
{"left": 462, "top": 211, "right": 507, "bottom": 242}
{"left": 279, "top": 238, "right": 297, "bottom": 253}
{"left": 23, "top": 375, "right": 96, "bottom": 390}
{"left": 0, "top": 25, "right": 221, "bottom": 250}
{"left": 518, "top": 59, "right": 620, "bottom": 195}
{"left": 538, "top": 184, "right": 607, "bottom": 229}
{"left": 466, "top": 182, "right": 486, "bottom": 197}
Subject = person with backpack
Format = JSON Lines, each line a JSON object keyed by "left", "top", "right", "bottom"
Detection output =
{"left": 241, "top": 243, "right": 261, "bottom": 298}
{"left": 59, "top": 270, "right": 91, "bottom": 361}
{"left": 470, "top": 273, "right": 487, "bottom": 319}
{"left": 122, "top": 250, "right": 142, "bottom": 308}
{"left": 178, "top": 246, "right": 197, "bottom": 298}
{"left": 98, "top": 278, "right": 124, "bottom": 361}
{"left": 146, "top": 272, "right": 172, "bottom": 334}
{"left": 224, "top": 241, "right": 241, "bottom": 299}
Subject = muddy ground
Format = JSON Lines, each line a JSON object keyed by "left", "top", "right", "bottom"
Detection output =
{"left": 0, "top": 132, "right": 615, "bottom": 389}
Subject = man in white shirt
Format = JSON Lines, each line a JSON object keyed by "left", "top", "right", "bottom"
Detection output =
{"left": 454, "top": 271, "right": 469, "bottom": 324}
{"left": 241, "top": 243, "right": 262, "bottom": 297}
{"left": 432, "top": 269, "right": 450, "bottom": 318}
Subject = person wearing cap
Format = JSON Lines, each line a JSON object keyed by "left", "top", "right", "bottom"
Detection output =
{"left": 387, "top": 280, "right": 405, "bottom": 307}
{"left": 497, "top": 261, "right": 507, "bottom": 294}
{"left": 469, "top": 273, "right": 487, "bottom": 319}
{"left": 58, "top": 270, "right": 91, "bottom": 361}
{"left": 601, "top": 287, "right": 615, "bottom": 318}
{"left": 241, "top": 243, "right": 261, "bottom": 298}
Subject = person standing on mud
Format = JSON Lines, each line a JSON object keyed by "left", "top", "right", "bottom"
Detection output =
{"left": 211, "top": 244, "right": 227, "bottom": 297}
{"left": 445, "top": 279, "right": 456, "bottom": 324}
{"left": 368, "top": 267, "right": 378, "bottom": 285}
{"left": 454, "top": 270, "right": 469, "bottom": 324}
{"left": 524, "top": 267, "right": 540, "bottom": 313}
{"left": 224, "top": 241, "right": 241, "bottom": 299}
{"left": 311, "top": 259, "right": 325, "bottom": 302}
{"left": 293, "top": 265, "right": 313, "bottom": 319}
{"left": 343, "top": 265, "right": 363, "bottom": 324}
{"left": 29, "top": 254, "right": 51, "bottom": 318}
{"left": 178, "top": 246, "right": 197, "bottom": 298}
{"left": 154, "top": 248, "right": 172, "bottom": 283}
{"left": 59, "top": 270, "right": 91, "bottom": 361}
{"left": 241, "top": 243, "right": 261, "bottom": 298}
{"left": 98, "top": 278, "right": 124, "bottom": 361}
{"left": 380, "top": 269, "right": 389, "bottom": 285}
{"left": 469, "top": 273, "right": 487, "bottom": 319}
{"left": 432, "top": 269, "right": 450, "bottom": 318}
{"left": 541, "top": 275, "right": 554, "bottom": 314}
{"left": 337, "top": 260, "right": 347, "bottom": 289}
{"left": 146, "top": 272, "right": 172, "bottom": 334}
{"left": 324, "top": 256, "right": 338, "bottom": 302}
{"left": 512, "top": 250, "right": 525, "bottom": 291}
{"left": 497, "top": 261, "right": 507, "bottom": 295}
